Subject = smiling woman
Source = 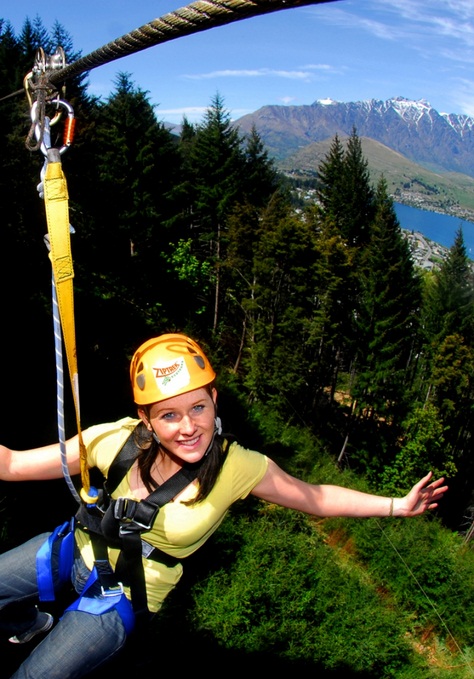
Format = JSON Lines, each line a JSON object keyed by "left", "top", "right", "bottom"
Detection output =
{"left": 0, "top": 332, "right": 447, "bottom": 678}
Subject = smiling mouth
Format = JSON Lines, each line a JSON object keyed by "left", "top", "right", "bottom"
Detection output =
{"left": 178, "top": 436, "right": 201, "bottom": 447}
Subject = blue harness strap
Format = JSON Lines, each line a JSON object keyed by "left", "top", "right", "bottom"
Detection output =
{"left": 36, "top": 518, "right": 75, "bottom": 602}
{"left": 36, "top": 519, "right": 135, "bottom": 634}
{"left": 65, "top": 565, "right": 135, "bottom": 635}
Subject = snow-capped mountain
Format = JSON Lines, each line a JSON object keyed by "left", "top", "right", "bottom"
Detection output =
{"left": 235, "top": 96, "right": 474, "bottom": 177}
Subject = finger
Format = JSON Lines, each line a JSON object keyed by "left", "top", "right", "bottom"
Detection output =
{"left": 428, "top": 477, "right": 446, "bottom": 490}
{"left": 413, "top": 471, "right": 434, "bottom": 492}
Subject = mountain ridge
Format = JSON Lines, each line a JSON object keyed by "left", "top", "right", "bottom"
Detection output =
{"left": 234, "top": 97, "right": 474, "bottom": 222}
{"left": 235, "top": 96, "right": 474, "bottom": 176}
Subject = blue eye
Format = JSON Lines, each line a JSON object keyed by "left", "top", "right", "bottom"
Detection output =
{"left": 193, "top": 404, "right": 205, "bottom": 414}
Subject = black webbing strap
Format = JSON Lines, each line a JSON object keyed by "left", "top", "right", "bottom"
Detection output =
{"left": 139, "top": 465, "right": 199, "bottom": 510}
{"left": 114, "top": 465, "right": 200, "bottom": 618}
{"left": 80, "top": 427, "right": 206, "bottom": 619}
{"left": 104, "top": 428, "right": 142, "bottom": 496}
{"left": 86, "top": 531, "right": 125, "bottom": 598}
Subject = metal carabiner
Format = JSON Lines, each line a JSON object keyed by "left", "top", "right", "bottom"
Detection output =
{"left": 31, "top": 98, "right": 75, "bottom": 157}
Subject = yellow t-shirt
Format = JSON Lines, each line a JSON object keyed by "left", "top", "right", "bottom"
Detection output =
{"left": 74, "top": 417, "right": 268, "bottom": 612}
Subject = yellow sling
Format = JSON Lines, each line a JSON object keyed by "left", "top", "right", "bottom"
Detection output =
{"left": 43, "top": 155, "right": 96, "bottom": 503}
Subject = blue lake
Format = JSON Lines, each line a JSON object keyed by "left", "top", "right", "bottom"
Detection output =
{"left": 394, "top": 203, "right": 474, "bottom": 257}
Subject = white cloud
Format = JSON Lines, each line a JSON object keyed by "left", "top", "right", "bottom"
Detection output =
{"left": 451, "top": 78, "right": 474, "bottom": 116}
{"left": 182, "top": 68, "right": 320, "bottom": 82}
{"left": 311, "top": 0, "right": 474, "bottom": 52}
{"left": 157, "top": 106, "right": 208, "bottom": 123}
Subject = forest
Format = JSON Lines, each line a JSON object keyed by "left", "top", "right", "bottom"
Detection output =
{"left": 1, "top": 16, "right": 474, "bottom": 678}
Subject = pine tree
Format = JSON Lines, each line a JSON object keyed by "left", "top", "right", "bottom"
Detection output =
{"left": 316, "top": 133, "right": 346, "bottom": 226}
{"left": 240, "top": 191, "right": 319, "bottom": 417}
{"left": 342, "top": 127, "right": 375, "bottom": 248}
{"left": 307, "top": 210, "right": 355, "bottom": 404}
{"left": 221, "top": 201, "right": 263, "bottom": 372}
{"left": 72, "top": 72, "right": 181, "bottom": 338}
{"left": 241, "top": 124, "right": 279, "bottom": 208}
{"left": 423, "top": 227, "right": 474, "bottom": 346}
{"left": 165, "top": 115, "right": 198, "bottom": 239}
{"left": 314, "top": 129, "right": 376, "bottom": 387}
{"left": 317, "top": 129, "right": 374, "bottom": 248}
{"left": 351, "top": 178, "right": 422, "bottom": 426}
{"left": 184, "top": 93, "right": 245, "bottom": 333}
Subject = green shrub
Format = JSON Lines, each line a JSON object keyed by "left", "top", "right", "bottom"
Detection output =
{"left": 189, "top": 506, "right": 414, "bottom": 677}
{"left": 332, "top": 515, "right": 474, "bottom": 647}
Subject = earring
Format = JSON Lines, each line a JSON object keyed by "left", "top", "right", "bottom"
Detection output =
{"left": 214, "top": 416, "right": 222, "bottom": 435}
{"left": 152, "top": 432, "right": 161, "bottom": 444}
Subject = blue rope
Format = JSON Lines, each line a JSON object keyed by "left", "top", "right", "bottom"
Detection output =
{"left": 51, "top": 276, "right": 81, "bottom": 504}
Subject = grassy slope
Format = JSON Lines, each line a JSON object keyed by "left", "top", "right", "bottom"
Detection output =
{"left": 277, "top": 136, "right": 474, "bottom": 223}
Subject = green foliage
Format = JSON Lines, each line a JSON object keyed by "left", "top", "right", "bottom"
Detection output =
{"left": 346, "top": 516, "right": 474, "bottom": 648}
{"left": 166, "top": 238, "right": 214, "bottom": 315}
{"left": 351, "top": 178, "right": 422, "bottom": 426}
{"left": 189, "top": 507, "right": 413, "bottom": 676}
{"left": 422, "top": 228, "right": 474, "bottom": 345}
{"left": 381, "top": 403, "right": 456, "bottom": 496}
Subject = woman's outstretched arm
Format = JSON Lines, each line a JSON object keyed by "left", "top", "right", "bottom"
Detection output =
{"left": 251, "top": 460, "right": 447, "bottom": 518}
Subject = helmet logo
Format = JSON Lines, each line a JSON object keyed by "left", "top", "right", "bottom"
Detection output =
{"left": 151, "top": 356, "right": 190, "bottom": 396}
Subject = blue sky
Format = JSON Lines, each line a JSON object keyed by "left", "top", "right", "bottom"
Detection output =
{"left": 4, "top": 0, "right": 474, "bottom": 125}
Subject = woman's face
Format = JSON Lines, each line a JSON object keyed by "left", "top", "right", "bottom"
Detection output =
{"left": 140, "top": 387, "right": 217, "bottom": 464}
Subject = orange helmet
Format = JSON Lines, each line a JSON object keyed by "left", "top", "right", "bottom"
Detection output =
{"left": 130, "top": 333, "right": 216, "bottom": 405}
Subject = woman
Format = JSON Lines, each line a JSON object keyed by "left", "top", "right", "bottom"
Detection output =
{"left": 0, "top": 333, "right": 447, "bottom": 678}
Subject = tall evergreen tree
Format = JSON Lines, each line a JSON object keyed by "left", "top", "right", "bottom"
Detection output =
{"left": 318, "top": 129, "right": 374, "bottom": 248}
{"left": 241, "top": 124, "right": 280, "bottom": 207}
{"left": 314, "top": 129, "right": 376, "bottom": 387}
{"left": 184, "top": 93, "right": 245, "bottom": 333}
{"left": 85, "top": 73, "right": 179, "bottom": 270}
{"left": 220, "top": 201, "right": 262, "bottom": 372}
{"left": 306, "top": 210, "right": 355, "bottom": 404}
{"left": 423, "top": 227, "right": 474, "bottom": 346}
{"left": 342, "top": 127, "right": 375, "bottom": 248}
{"left": 70, "top": 72, "right": 182, "bottom": 356}
{"left": 240, "top": 191, "right": 318, "bottom": 417}
{"left": 316, "top": 133, "right": 346, "bottom": 227}
{"left": 351, "top": 178, "right": 422, "bottom": 427}
{"left": 165, "top": 115, "right": 198, "bottom": 239}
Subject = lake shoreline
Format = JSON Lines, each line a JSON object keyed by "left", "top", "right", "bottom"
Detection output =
{"left": 394, "top": 202, "right": 474, "bottom": 256}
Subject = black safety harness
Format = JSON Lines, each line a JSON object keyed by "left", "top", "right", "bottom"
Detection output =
{"left": 74, "top": 426, "right": 203, "bottom": 621}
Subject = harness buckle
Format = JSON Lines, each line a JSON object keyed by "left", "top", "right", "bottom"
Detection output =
{"left": 100, "top": 582, "right": 124, "bottom": 598}
{"left": 118, "top": 520, "right": 151, "bottom": 536}
{"left": 114, "top": 497, "right": 157, "bottom": 533}
{"left": 114, "top": 497, "right": 138, "bottom": 521}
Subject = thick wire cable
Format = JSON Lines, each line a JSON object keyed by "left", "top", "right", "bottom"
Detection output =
{"left": 50, "top": 0, "right": 336, "bottom": 85}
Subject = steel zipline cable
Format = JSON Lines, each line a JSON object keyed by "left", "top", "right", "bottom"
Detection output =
{"left": 48, "top": 0, "right": 336, "bottom": 85}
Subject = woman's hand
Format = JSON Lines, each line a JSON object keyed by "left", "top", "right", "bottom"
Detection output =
{"left": 395, "top": 472, "right": 448, "bottom": 517}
